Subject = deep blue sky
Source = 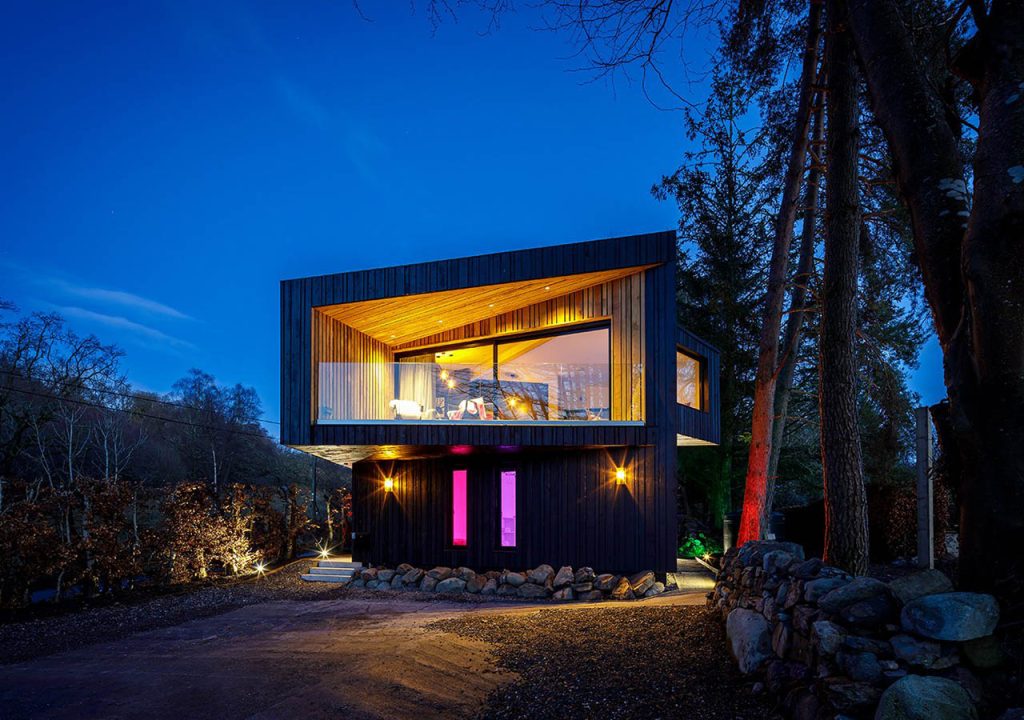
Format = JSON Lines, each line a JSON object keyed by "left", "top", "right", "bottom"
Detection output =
{"left": 0, "top": 1, "right": 944, "bottom": 434}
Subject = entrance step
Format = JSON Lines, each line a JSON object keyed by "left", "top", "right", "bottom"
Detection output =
{"left": 300, "top": 557, "right": 362, "bottom": 584}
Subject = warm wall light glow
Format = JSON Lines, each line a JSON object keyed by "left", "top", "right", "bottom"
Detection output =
{"left": 383, "top": 477, "right": 394, "bottom": 492}
{"left": 615, "top": 468, "right": 627, "bottom": 483}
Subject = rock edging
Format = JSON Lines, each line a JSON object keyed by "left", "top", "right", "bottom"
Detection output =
{"left": 349, "top": 563, "right": 667, "bottom": 602}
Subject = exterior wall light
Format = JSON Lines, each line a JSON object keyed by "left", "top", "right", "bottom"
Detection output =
{"left": 384, "top": 477, "right": 395, "bottom": 492}
{"left": 615, "top": 468, "right": 627, "bottom": 484}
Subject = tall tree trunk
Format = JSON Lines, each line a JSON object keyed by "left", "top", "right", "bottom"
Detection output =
{"left": 819, "top": 0, "right": 868, "bottom": 575}
{"left": 952, "top": 1, "right": 1024, "bottom": 597}
{"left": 846, "top": 0, "right": 1024, "bottom": 595}
{"left": 738, "top": 0, "right": 824, "bottom": 544}
{"left": 766, "top": 98, "right": 826, "bottom": 507}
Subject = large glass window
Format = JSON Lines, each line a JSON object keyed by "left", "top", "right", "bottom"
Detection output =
{"left": 676, "top": 349, "right": 703, "bottom": 410}
{"left": 394, "top": 326, "right": 611, "bottom": 422}
{"left": 499, "top": 470, "right": 516, "bottom": 547}
{"left": 452, "top": 469, "right": 468, "bottom": 547}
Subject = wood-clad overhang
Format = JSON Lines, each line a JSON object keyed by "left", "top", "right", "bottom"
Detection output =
{"left": 280, "top": 230, "right": 679, "bottom": 447}
{"left": 314, "top": 264, "right": 655, "bottom": 348}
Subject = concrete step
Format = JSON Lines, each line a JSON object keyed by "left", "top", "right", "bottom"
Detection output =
{"left": 300, "top": 573, "right": 352, "bottom": 583}
{"left": 317, "top": 560, "right": 361, "bottom": 569}
{"left": 308, "top": 567, "right": 355, "bottom": 576}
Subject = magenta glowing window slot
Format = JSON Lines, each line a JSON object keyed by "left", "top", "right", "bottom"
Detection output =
{"left": 452, "top": 469, "right": 468, "bottom": 546}
{"left": 500, "top": 470, "right": 517, "bottom": 547}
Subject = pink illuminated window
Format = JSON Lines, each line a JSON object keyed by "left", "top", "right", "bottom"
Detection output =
{"left": 500, "top": 470, "right": 517, "bottom": 547}
{"left": 452, "top": 469, "right": 468, "bottom": 546}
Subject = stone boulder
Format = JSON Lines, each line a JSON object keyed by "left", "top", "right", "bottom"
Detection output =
{"left": 390, "top": 574, "right": 404, "bottom": 589}
{"left": 818, "top": 577, "right": 889, "bottom": 614}
{"left": 629, "top": 570, "right": 656, "bottom": 595}
{"left": 552, "top": 587, "right": 574, "bottom": 601}
{"left": 812, "top": 620, "right": 846, "bottom": 656}
{"left": 480, "top": 578, "right": 498, "bottom": 595}
{"left": 804, "top": 577, "right": 848, "bottom": 603}
{"left": 420, "top": 576, "right": 438, "bottom": 592}
{"left": 610, "top": 576, "right": 634, "bottom": 600}
{"left": 436, "top": 577, "right": 467, "bottom": 593}
{"left": 402, "top": 568, "right": 425, "bottom": 585}
{"left": 890, "top": 634, "right": 942, "bottom": 669}
{"left": 901, "top": 592, "right": 999, "bottom": 641}
{"left": 791, "top": 557, "right": 824, "bottom": 580}
{"left": 465, "top": 575, "right": 486, "bottom": 593}
{"left": 365, "top": 579, "right": 379, "bottom": 589}
{"left": 574, "top": 567, "right": 596, "bottom": 584}
{"left": 528, "top": 564, "right": 555, "bottom": 585}
{"left": 396, "top": 563, "right": 413, "bottom": 574}
{"left": 378, "top": 569, "right": 395, "bottom": 582}
{"left": 427, "top": 566, "right": 453, "bottom": 581}
{"left": 644, "top": 582, "right": 665, "bottom": 598}
{"left": 874, "top": 675, "right": 977, "bottom": 720}
{"left": 763, "top": 550, "right": 795, "bottom": 576}
{"left": 572, "top": 582, "right": 593, "bottom": 593}
{"left": 726, "top": 609, "right": 773, "bottom": 675}
{"left": 578, "top": 589, "right": 603, "bottom": 602}
{"left": 888, "top": 569, "right": 954, "bottom": 605}
{"left": 360, "top": 568, "right": 378, "bottom": 582}
{"left": 594, "top": 573, "right": 618, "bottom": 591}
{"left": 456, "top": 566, "right": 476, "bottom": 581}
{"left": 496, "top": 583, "right": 519, "bottom": 597}
{"left": 837, "top": 650, "right": 882, "bottom": 684}
{"left": 503, "top": 571, "right": 527, "bottom": 587}
{"left": 553, "top": 566, "right": 574, "bottom": 588}
{"left": 839, "top": 593, "right": 897, "bottom": 628}
{"left": 518, "top": 583, "right": 549, "bottom": 599}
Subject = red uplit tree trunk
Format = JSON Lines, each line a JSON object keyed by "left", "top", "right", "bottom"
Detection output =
{"left": 737, "top": 0, "right": 824, "bottom": 544}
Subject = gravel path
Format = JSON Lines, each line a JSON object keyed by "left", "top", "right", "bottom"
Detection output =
{"left": 431, "top": 605, "right": 779, "bottom": 720}
{"left": 1, "top": 560, "right": 679, "bottom": 665}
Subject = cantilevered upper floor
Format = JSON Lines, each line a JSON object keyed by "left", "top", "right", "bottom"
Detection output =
{"left": 280, "top": 231, "right": 718, "bottom": 463}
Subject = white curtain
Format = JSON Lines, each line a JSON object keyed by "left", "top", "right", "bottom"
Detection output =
{"left": 397, "top": 357, "right": 435, "bottom": 414}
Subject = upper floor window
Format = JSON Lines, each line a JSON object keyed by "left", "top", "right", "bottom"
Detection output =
{"left": 676, "top": 349, "right": 704, "bottom": 410}
{"left": 396, "top": 325, "right": 612, "bottom": 422}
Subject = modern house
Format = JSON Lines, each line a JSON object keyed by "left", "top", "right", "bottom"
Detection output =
{"left": 280, "top": 231, "right": 719, "bottom": 574}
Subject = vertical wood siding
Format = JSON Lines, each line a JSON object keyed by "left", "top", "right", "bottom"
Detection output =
{"left": 312, "top": 311, "right": 394, "bottom": 421}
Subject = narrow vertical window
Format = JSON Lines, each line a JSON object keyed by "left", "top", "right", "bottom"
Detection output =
{"left": 452, "top": 469, "right": 468, "bottom": 546}
{"left": 500, "top": 470, "right": 516, "bottom": 547}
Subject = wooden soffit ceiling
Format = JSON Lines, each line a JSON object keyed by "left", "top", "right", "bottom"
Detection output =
{"left": 316, "top": 265, "right": 653, "bottom": 346}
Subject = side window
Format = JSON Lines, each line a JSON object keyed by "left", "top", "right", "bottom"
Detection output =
{"left": 452, "top": 469, "right": 468, "bottom": 547}
{"left": 499, "top": 470, "right": 516, "bottom": 547}
{"left": 676, "top": 349, "right": 704, "bottom": 410}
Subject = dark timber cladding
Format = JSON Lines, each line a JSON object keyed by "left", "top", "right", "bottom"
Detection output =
{"left": 678, "top": 327, "right": 722, "bottom": 445}
{"left": 280, "top": 231, "right": 685, "bottom": 573}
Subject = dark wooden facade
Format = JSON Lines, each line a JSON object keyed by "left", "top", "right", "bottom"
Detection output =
{"left": 281, "top": 231, "right": 719, "bottom": 574}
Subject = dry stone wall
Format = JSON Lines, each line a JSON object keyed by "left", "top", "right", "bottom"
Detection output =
{"left": 710, "top": 541, "right": 1014, "bottom": 719}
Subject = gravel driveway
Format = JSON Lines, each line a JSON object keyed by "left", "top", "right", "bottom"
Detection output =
{"left": 0, "top": 564, "right": 773, "bottom": 719}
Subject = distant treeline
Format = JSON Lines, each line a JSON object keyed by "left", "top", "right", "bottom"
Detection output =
{"left": 0, "top": 302, "right": 350, "bottom": 609}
